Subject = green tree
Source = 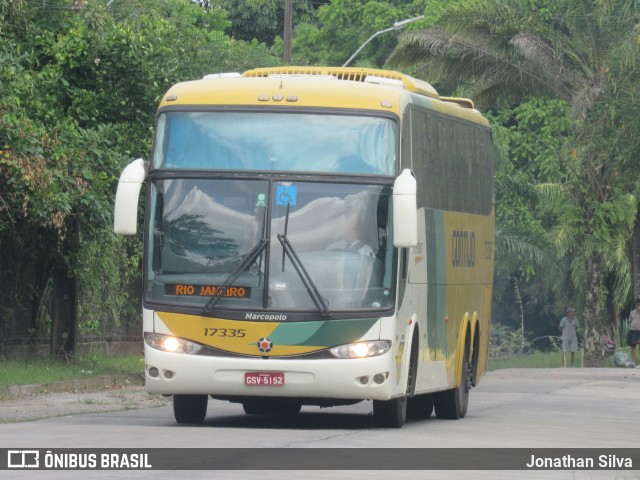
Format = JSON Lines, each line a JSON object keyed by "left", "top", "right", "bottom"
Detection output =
{"left": 213, "top": 0, "right": 315, "bottom": 46}
{"left": 0, "top": 0, "right": 281, "bottom": 354}
{"left": 290, "top": 0, "right": 438, "bottom": 67}
{"left": 389, "top": 0, "right": 640, "bottom": 355}
{"left": 489, "top": 99, "right": 570, "bottom": 347}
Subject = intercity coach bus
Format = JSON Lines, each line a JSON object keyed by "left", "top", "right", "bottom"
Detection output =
{"left": 114, "top": 66, "right": 495, "bottom": 428}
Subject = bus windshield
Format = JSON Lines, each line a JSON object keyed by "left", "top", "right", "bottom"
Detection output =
{"left": 146, "top": 179, "right": 394, "bottom": 314}
{"left": 153, "top": 111, "right": 397, "bottom": 175}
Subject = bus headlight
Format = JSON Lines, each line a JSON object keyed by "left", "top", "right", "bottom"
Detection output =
{"left": 144, "top": 333, "right": 203, "bottom": 355}
{"left": 329, "top": 340, "right": 391, "bottom": 359}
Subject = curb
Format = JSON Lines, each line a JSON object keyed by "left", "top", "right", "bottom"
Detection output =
{"left": 0, "top": 374, "right": 144, "bottom": 397}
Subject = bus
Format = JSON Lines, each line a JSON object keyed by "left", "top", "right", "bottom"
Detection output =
{"left": 114, "top": 66, "right": 495, "bottom": 428}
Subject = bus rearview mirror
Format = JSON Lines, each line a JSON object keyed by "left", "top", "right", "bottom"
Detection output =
{"left": 114, "top": 158, "right": 147, "bottom": 235}
{"left": 393, "top": 169, "right": 418, "bottom": 247}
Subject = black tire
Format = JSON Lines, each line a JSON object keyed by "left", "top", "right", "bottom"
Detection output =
{"left": 373, "top": 333, "right": 419, "bottom": 428}
{"left": 373, "top": 396, "right": 407, "bottom": 428}
{"left": 434, "top": 346, "right": 470, "bottom": 420}
{"left": 242, "top": 400, "right": 271, "bottom": 415}
{"left": 407, "top": 394, "right": 434, "bottom": 419}
{"left": 470, "top": 326, "right": 480, "bottom": 386}
{"left": 270, "top": 401, "right": 302, "bottom": 415}
{"left": 173, "top": 394, "right": 208, "bottom": 424}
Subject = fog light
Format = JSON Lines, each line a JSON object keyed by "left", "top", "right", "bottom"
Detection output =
{"left": 148, "top": 367, "right": 159, "bottom": 378}
{"left": 374, "top": 373, "right": 387, "bottom": 384}
{"left": 164, "top": 370, "right": 174, "bottom": 379}
{"left": 359, "top": 376, "right": 369, "bottom": 385}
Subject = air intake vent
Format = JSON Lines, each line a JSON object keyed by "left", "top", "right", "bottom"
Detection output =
{"left": 243, "top": 67, "right": 439, "bottom": 98}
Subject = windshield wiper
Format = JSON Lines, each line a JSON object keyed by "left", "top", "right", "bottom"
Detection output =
{"left": 278, "top": 203, "right": 330, "bottom": 317}
{"left": 202, "top": 239, "right": 268, "bottom": 314}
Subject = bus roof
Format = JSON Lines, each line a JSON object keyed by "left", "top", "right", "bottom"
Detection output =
{"left": 244, "top": 66, "right": 440, "bottom": 98}
{"left": 160, "top": 66, "right": 487, "bottom": 125}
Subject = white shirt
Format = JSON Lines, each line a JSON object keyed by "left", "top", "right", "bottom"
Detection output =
{"left": 560, "top": 316, "right": 578, "bottom": 342}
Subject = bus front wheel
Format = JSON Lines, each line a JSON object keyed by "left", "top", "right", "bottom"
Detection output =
{"left": 173, "top": 394, "right": 208, "bottom": 424}
{"left": 374, "top": 338, "right": 418, "bottom": 428}
{"left": 434, "top": 347, "right": 471, "bottom": 420}
{"left": 373, "top": 396, "right": 407, "bottom": 428}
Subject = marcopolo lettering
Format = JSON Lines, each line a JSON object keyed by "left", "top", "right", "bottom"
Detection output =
{"left": 451, "top": 230, "right": 476, "bottom": 268}
{"left": 245, "top": 313, "right": 287, "bottom": 321}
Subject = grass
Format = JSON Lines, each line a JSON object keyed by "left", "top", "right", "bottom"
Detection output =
{"left": 0, "top": 354, "right": 144, "bottom": 387}
{"left": 488, "top": 350, "right": 583, "bottom": 370}
{"left": 487, "top": 347, "right": 635, "bottom": 371}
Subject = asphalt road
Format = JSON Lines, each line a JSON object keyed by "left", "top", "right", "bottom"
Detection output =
{"left": 1, "top": 368, "right": 639, "bottom": 480}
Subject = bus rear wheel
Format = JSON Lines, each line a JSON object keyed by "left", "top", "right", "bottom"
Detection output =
{"left": 173, "top": 394, "right": 208, "bottom": 424}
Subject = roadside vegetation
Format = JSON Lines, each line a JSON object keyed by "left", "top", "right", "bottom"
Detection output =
{"left": 0, "top": 355, "right": 144, "bottom": 387}
{"left": 487, "top": 324, "right": 633, "bottom": 369}
{"left": 488, "top": 351, "right": 584, "bottom": 371}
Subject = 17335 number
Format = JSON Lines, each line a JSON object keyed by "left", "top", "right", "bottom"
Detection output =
{"left": 203, "top": 328, "right": 246, "bottom": 338}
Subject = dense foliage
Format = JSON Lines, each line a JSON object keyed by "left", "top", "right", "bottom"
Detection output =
{"left": 390, "top": 0, "right": 640, "bottom": 353}
{"left": 0, "top": 0, "right": 278, "bottom": 349}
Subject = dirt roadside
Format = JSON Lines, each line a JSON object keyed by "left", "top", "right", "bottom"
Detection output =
{"left": 0, "top": 376, "right": 171, "bottom": 423}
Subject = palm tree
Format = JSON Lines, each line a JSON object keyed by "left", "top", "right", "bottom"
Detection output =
{"left": 389, "top": 0, "right": 640, "bottom": 355}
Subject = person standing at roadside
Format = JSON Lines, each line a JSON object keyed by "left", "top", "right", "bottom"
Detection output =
{"left": 627, "top": 299, "right": 640, "bottom": 366}
{"left": 559, "top": 307, "right": 579, "bottom": 367}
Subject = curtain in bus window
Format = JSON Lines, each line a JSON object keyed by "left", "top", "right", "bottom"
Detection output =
{"left": 155, "top": 112, "right": 396, "bottom": 175}
{"left": 162, "top": 113, "right": 243, "bottom": 170}
{"left": 357, "top": 119, "right": 396, "bottom": 175}
{"left": 268, "top": 182, "right": 392, "bottom": 310}
{"left": 160, "top": 179, "right": 264, "bottom": 274}
{"left": 410, "top": 106, "right": 493, "bottom": 215}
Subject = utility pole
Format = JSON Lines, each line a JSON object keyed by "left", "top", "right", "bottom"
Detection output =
{"left": 284, "top": 0, "right": 292, "bottom": 62}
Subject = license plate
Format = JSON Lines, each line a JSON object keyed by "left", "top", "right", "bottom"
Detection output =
{"left": 244, "top": 372, "right": 285, "bottom": 386}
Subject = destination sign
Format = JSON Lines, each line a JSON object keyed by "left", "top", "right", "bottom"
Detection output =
{"left": 166, "top": 284, "right": 250, "bottom": 298}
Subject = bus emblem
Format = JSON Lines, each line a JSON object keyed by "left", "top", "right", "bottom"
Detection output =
{"left": 257, "top": 337, "right": 273, "bottom": 353}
